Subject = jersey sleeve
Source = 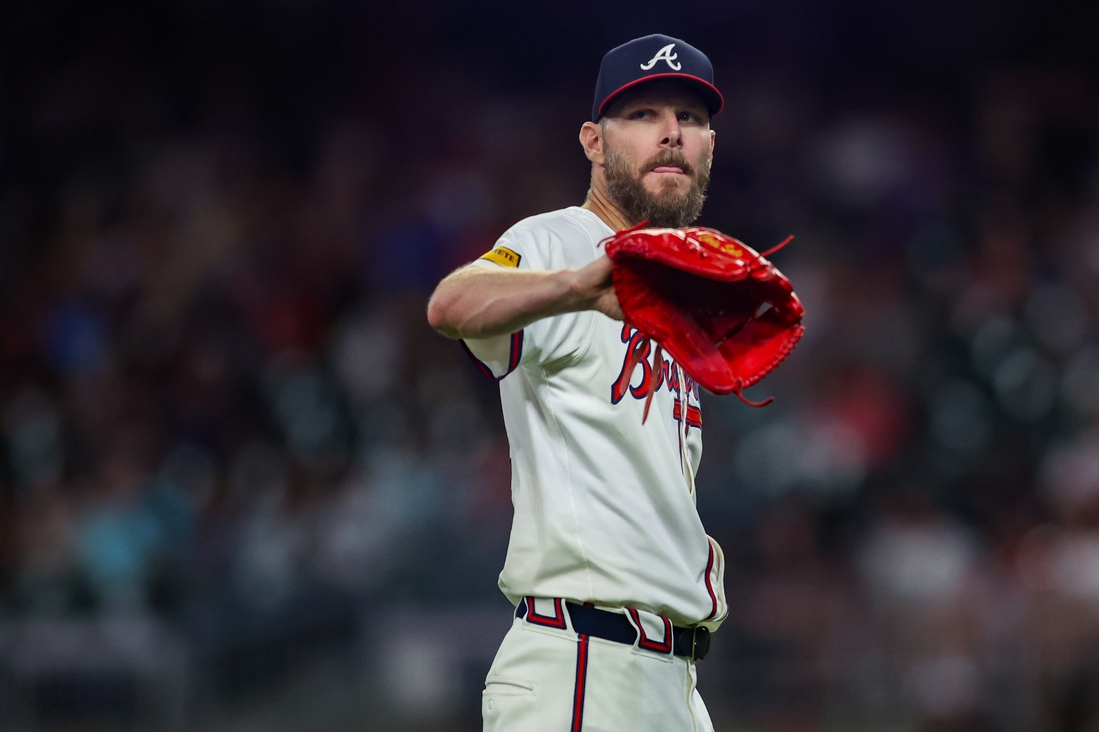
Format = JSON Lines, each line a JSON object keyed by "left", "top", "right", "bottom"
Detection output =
{"left": 462, "top": 225, "right": 593, "bottom": 379}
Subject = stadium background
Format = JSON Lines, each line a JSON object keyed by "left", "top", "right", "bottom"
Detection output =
{"left": 1, "top": 0, "right": 1099, "bottom": 730}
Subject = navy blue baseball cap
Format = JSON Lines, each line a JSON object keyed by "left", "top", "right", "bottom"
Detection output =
{"left": 592, "top": 34, "right": 723, "bottom": 122}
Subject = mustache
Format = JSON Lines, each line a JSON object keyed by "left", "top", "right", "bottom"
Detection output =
{"left": 642, "top": 150, "right": 694, "bottom": 176}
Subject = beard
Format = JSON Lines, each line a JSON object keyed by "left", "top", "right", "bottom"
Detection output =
{"left": 603, "top": 145, "right": 710, "bottom": 228}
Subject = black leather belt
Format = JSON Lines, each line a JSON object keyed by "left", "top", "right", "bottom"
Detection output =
{"left": 516, "top": 598, "right": 711, "bottom": 662}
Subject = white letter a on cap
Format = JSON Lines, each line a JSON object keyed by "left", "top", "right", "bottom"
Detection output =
{"left": 640, "top": 44, "right": 681, "bottom": 71}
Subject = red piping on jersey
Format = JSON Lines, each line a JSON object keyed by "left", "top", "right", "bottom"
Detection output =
{"left": 506, "top": 330, "right": 523, "bottom": 373}
{"left": 460, "top": 330, "right": 524, "bottom": 381}
{"left": 525, "top": 596, "right": 567, "bottom": 629}
{"left": 627, "top": 608, "right": 673, "bottom": 654}
{"left": 704, "top": 543, "right": 718, "bottom": 621}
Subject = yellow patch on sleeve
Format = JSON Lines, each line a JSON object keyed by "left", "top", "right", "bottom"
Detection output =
{"left": 479, "top": 246, "right": 522, "bottom": 268}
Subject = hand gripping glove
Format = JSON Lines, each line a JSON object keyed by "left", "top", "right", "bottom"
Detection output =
{"left": 604, "top": 224, "right": 805, "bottom": 419}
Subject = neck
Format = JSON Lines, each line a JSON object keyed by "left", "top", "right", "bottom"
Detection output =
{"left": 582, "top": 179, "right": 635, "bottom": 232}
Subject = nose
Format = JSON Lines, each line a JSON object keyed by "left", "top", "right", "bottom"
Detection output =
{"left": 658, "top": 109, "right": 684, "bottom": 149}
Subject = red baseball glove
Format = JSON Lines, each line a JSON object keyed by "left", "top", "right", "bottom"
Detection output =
{"left": 604, "top": 224, "right": 804, "bottom": 418}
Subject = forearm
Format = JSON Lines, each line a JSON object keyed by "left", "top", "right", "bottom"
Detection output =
{"left": 427, "top": 265, "right": 590, "bottom": 340}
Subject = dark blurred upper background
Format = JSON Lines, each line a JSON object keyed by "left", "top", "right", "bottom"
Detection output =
{"left": 1, "top": 1, "right": 1099, "bottom": 730}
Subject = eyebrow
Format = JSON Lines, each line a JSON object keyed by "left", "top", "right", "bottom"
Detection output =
{"left": 625, "top": 100, "right": 708, "bottom": 112}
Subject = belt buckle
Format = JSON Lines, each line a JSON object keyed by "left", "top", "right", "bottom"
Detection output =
{"left": 690, "top": 627, "right": 711, "bottom": 662}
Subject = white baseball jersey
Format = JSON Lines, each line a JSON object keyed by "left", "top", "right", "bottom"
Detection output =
{"left": 463, "top": 206, "right": 727, "bottom": 629}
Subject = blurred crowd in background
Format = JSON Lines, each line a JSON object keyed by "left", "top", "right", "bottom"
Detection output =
{"left": 2, "top": 1, "right": 1099, "bottom": 730}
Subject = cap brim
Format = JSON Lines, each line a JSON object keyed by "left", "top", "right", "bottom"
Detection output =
{"left": 596, "top": 73, "right": 724, "bottom": 121}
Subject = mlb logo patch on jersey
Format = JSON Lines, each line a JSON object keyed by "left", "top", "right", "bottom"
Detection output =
{"left": 480, "top": 246, "right": 522, "bottom": 268}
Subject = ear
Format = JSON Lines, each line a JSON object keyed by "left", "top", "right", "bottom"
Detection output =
{"left": 708, "top": 128, "right": 716, "bottom": 162}
{"left": 579, "top": 121, "right": 605, "bottom": 165}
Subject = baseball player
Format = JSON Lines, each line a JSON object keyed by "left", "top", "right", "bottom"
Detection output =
{"left": 427, "top": 35, "right": 727, "bottom": 732}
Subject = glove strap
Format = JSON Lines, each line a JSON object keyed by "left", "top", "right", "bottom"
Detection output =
{"left": 641, "top": 344, "right": 662, "bottom": 424}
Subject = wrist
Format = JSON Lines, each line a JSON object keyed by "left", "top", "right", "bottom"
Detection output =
{"left": 559, "top": 268, "right": 595, "bottom": 313}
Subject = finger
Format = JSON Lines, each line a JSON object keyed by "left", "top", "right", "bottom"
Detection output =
{"left": 602, "top": 293, "right": 624, "bottom": 320}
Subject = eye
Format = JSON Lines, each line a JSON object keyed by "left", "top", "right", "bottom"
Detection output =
{"left": 630, "top": 109, "right": 652, "bottom": 120}
{"left": 678, "top": 111, "right": 701, "bottom": 123}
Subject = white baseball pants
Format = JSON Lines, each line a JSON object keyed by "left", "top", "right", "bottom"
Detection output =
{"left": 482, "top": 605, "right": 715, "bottom": 732}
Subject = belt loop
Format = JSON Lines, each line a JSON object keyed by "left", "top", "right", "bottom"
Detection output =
{"left": 626, "top": 607, "right": 673, "bottom": 655}
{"left": 690, "top": 627, "right": 711, "bottom": 662}
{"left": 523, "top": 597, "right": 568, "bottom": 630}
